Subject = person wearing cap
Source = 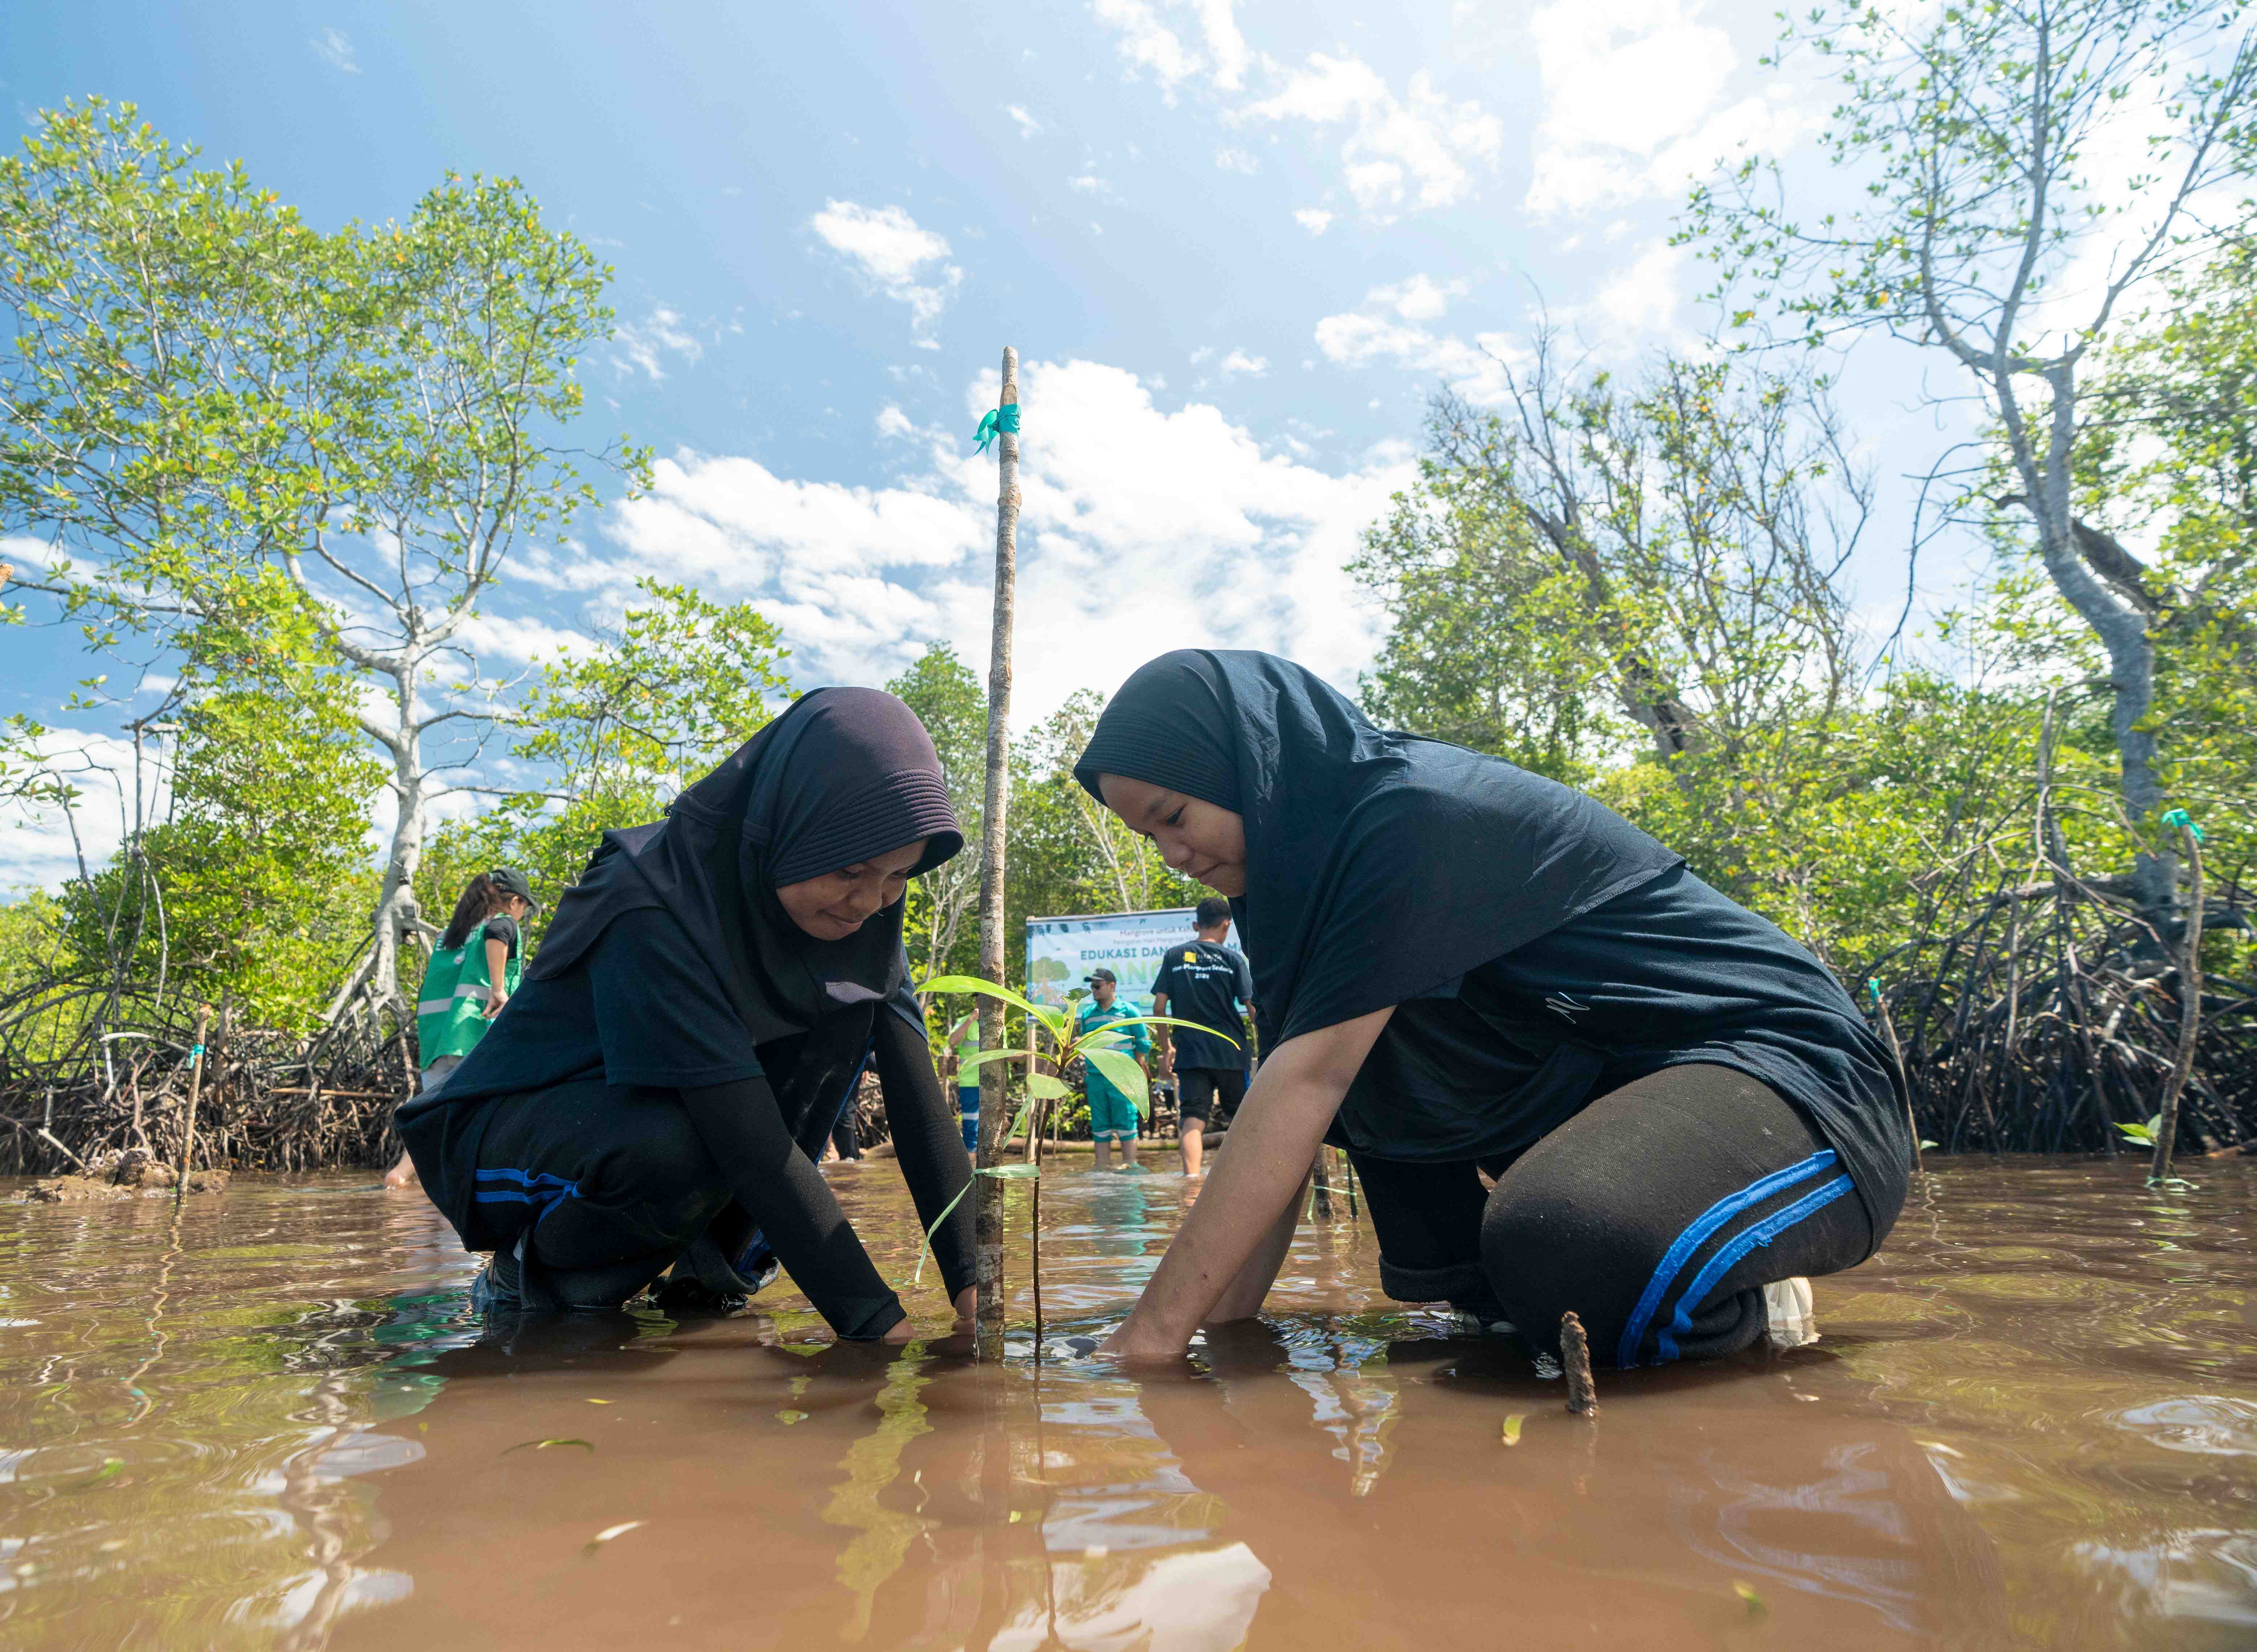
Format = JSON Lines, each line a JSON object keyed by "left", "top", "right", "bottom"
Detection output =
{"left": 1074, "top": 968, "right": 1152, "bottom": 1170}
{"left": 390, "top": 868, "right": 541, "bottom": 1188}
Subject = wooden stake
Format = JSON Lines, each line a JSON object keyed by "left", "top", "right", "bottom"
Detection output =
{"left": 2151, "top": 822, "right": 2205, "bottom": 1185}
{"left": 176, "top": 1004, "right": 212, "bottom": 1203}
{"left": 973, "top": 347, "right": 1022, "bottom": 1363}
{"left": 1561, "top": 1311, "right": 1599, "bottom": 1417}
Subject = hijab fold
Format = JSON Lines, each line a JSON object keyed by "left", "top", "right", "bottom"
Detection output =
{"left": 1074, "top": 651, "right": 1680, "bottom": 1045}
{"left": 530, "top": 687, "right": 962, "bottom": 1049}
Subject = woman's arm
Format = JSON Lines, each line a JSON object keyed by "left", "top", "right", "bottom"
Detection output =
{"left": 678, "top": 1076, "right": 913, "bottom": 1342}
{"left": 869, "top": 1008, "right": 979, "bottom": 1329}
{"left": 483, "top": 933, "right": 512, "bottom": 1016}
{"left": 1104, "top": 1005, "right": 1393, "bottom": 1360}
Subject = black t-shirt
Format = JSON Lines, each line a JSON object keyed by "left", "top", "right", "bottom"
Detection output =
{"left": 1329, "top": 864, "right": 1910, "bottom": 1238}
{"left": 1153, "top": 939, "right": 1254, "bottom": 1071}
{"left": 480, "top": 912, "right": 523, "bottom": 960}
{"left": 424, "top": 906, "right": 766, "bottom": 1105}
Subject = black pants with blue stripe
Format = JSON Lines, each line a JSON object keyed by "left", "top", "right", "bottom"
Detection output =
{"left": 1350, "top": 1063, "right": 1879, "bottom": 1368}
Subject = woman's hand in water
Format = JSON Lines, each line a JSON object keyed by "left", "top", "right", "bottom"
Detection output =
{"left": 1105, "top": 1006, "right": 1393, "bottom": 1359}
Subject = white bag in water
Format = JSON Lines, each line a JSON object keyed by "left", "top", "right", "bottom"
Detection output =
{"left": 1764, "top": 1275, "right": 1819, "bottom": 1350}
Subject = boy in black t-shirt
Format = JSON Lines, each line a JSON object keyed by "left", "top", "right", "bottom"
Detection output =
{"left": 1151, "top": 897, "right": 1255, "bottom": 1176}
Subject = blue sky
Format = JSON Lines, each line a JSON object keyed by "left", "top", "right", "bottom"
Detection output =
{"left": 3, "top": 0, "right": 1987, "bottom": 887}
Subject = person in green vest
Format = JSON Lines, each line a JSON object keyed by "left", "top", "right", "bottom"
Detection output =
{"left": 387, "top": 868, "right": 539, "bottom": 1189}
{"left": 1075, "top": 968, "right": 1152, "bottom": 1171}
{"left": 945, "top": 1008, "right": 981, "bottom": 1152}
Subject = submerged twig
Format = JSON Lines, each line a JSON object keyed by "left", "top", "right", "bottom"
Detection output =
{"left": 1560, "top": 1312, "right": 1599, "bottom": 1418}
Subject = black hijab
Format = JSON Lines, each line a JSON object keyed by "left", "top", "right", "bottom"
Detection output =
{"left": 530, "top": 686, "right": 963, "bottom": 1047}
{"left": 1073, "top": 650, "right": 1680, "bottom": 1045}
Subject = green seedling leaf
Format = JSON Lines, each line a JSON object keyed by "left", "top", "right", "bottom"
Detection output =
{"left": 958, "top": 1048, "right": 1041, "bottom": 1071}
{"left": 1918, "top": 1139, "right": 1939, "bottom": 1150}
{"left": 72, "top": 1457, "right": 126, "bottom": 1488}
{"left": 1501, "top": 1414, "right": 1524, "bottom": 1447}
{"left": 1732, "top": 1581, "right": 1768, "bottom": 1619}
{"left": 919, "top": 975, "right": 1050, "bottom": 1025}
{"left": 981, "top": 1163, "right": 1042, "bottom": 1180}
{"left": 504, "top": 1438, "right": 595, "bottom": 1455}
{"left": 585, "top": 1520, "right": 645, "bottom": 1552}
{"left": 1026, "top": 1071, "right": 1072, "bottom": 1101}
{"left": 910, "top": 1176, "right": 976, "bottom": 1286}
{"left": 1092, "top": 1014, "right": 1241, "bottom": 1049}
{"left": 1083, "top": 1047, "right": 1151, "bottom": 1119}
{"left": 2117, "top": 1122, "right": 2156, "bottom": 1144}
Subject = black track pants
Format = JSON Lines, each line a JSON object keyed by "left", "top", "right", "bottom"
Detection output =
{"left": 1348, "top": 1063, "right": 1881, "bottom": 1368}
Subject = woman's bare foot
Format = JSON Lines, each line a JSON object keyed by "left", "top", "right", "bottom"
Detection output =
{"left": 383, "top": 1149, "right": 419, "bottom": 1189}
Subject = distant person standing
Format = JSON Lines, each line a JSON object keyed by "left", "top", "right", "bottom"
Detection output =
{"left": 1152, "top": 896, "right": 1255, "bottom": 1176}
{"left": 390, "top": 868, "right": 539, "bottom": 1188}
{"left": 946, "top": 1009, "right": 981, "bottom": 1152}
{"left": 1075, "top": 968, "right": 1152, "bottom": 1170}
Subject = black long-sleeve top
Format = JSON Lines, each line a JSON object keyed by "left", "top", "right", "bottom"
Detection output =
{"left": 404, "top": 907, "right": 976, "bottom": 1336}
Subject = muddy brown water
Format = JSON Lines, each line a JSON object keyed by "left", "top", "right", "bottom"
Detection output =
{"left": 1, "top": 1160, "right": 2253, "bottom": 1651}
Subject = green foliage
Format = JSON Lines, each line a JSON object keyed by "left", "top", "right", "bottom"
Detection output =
{"left": 420, "top": 577, "right": 792, "bottom": 923}
{"left": 886, "top": 644, "right": 986, "bottom": 988}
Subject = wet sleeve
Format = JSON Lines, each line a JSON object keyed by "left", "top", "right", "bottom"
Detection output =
{"left": 590, "top": 909, "right": 764, "bottom": 1090}
{"left": 677, "top": 1075, "right": 904, "bottom": 1341}
{"left": 870, "top": 1008, "right": 976, "bottom": 1303}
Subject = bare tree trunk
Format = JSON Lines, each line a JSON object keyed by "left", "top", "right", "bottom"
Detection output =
{"left": 974, "top": 348, "right": 1021, "bottom": 1363}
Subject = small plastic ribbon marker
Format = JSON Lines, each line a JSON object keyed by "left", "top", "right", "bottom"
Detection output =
{"left": 973, "top": 402, "right": 1020, "bottom": 454}
{"left": 2160, "top": 807, "right": 2205, "bottom": 844}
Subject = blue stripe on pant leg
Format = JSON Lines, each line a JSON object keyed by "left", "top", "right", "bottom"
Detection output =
{"left": 1655, "top": 1172, "right": 1855, "bottom": 1362}
{"left": 1615, "top": 1151, "right": 1839, "bottom": 1369}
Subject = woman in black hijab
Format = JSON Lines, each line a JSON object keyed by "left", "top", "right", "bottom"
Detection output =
{"left": 400, "top": 688, "right": 977, "bottom": 1343}
{"left": 1074, "top": 651, "right": 1909, "bottom": 1368}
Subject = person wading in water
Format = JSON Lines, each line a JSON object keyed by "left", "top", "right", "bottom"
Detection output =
{"left": 1151, "top": 895, "right": 1255, "bottom": 1177}
{"left": 1074, "top": 650, "right": 1909, "bottom": 1367}
{"left": 388, "top": 868, "right": 539, "bottom": 1189}
{"left": 398, "top": 688, "right": 977, "bottom": 1342}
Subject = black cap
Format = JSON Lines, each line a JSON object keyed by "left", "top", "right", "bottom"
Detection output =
{"left": 1083, "top": 968, "right": 1117, "bottom": 985}
{"left": 488, "top": 868, "right": 541, "bottom": 911}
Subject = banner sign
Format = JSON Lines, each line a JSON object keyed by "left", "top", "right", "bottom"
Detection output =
{"left": 1024, "top": 907, "right": 1233, "bottom": 1014}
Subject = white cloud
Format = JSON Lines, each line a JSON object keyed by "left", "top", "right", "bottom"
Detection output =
{"left": 1218, "top": 349, "right": 1267, "bottom": 377}
{"left": 1369, "top": 273, "right": 1469, "bottom": 323}
{"left": 588, "top": 358, "right": 1408, "bottom": 717}
{"left": 1092, "top": 0, "right": 1201, "bottom": 94}
{"left": 310, "top": 27, "right": 360, "bottom": 74}
{"left": 1314, "top": 283, "right": 1523, "bottom": 403}
{"left": 1239, "top": 55, "right": 1502, "bottom": 214}
{"left": 1068, "top": 173, "right": 1113, "bottom": 196}
{"left": 808, "top": 201, "right": 964, "bottom": 336}
{"left": 1214, "top": 147, "right": 1262, "bottom": 175}
{"left": 1294, "top": 208, "right": 1335, "bottom": 235}
{"left": 1523, "top": 0, "right": 1814, "bottom": 217}
{"left": 1006, "top": 104, "right": 1043, "bottom": 138}
{"left": 1594, "top": 240, "right": 1686, "bottom": 333}
{"left": 609, "top": 304, "right": 703, "bottom": 382}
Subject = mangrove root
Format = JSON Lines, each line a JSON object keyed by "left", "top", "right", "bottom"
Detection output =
{"left": 1561, "top": 1311, "right": 1599, "bottom": 1417}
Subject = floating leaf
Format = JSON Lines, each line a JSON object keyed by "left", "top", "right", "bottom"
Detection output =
{"left": 1733, "top": 1581, "right": 1768, "bottom": 1619}
{"left": 585, "top": 1398, "right": 612, "bottom": 1405}
{"left": 778, "top": 1410, "right": 808, "bottom": 1425}
{"left": 504, "top": 1437, "right": 594, "bottom": 1455}
{"left": 71, "top": 1457, "right": 126, "bottom": 1488}
{"left": 1501, "top": 1414, "right": 1524, "bottom": 1447}
{"left": 585, "top": 1520, "right": 645, "bottom": 1552}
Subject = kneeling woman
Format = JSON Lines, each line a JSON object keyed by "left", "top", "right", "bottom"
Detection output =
{"left": 1076, "top": 651, "right": 1909, "bottom": 1368}
{"left": 400, "top": 689, "right": 976, "bottom": 1343}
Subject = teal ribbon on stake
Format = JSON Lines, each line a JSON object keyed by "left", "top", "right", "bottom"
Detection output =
{"left": 2160, "top": 807, "right": 2205, "bottom": 844}
{"left": 973, "top": 402, "right": 1020, "bottom": 454}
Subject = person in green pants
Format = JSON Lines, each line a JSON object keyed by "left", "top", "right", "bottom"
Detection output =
{"left": 388, "top": 868, "right": 539, "bottom": 1188}
{"left": 1074, "top": 968, "right": 1152, "bottom": 1171}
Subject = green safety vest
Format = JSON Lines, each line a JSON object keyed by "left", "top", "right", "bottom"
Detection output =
{"left": 415, "top": 917, "right": 523, "bottom": 1066}
{"left": 952, "top": 1020, "right": 979, "bottom": 1087}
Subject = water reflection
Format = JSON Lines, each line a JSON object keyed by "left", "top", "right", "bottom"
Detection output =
{"left": 2, "top": 1162, "right": 2255, "bottom": 1648}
